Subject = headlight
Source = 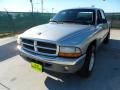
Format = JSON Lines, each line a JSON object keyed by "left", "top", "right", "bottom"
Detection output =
{"left": 17, "top": 35, "right": 21, "bottom": 45}
{"left": 58, "top": 46, "right": 81, "bottom": 58}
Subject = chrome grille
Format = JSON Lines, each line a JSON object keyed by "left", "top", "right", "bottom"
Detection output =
{"left": 21, "top": 38, "right": 57, "bottom": 55}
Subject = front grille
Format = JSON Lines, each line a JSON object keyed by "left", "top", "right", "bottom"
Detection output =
{"left": 37, "top": 48, "right": 56, "bottom": 54}
{"left": 23, "top": 44, "right": 34, "bottom": 51}
{"left": 21, "top": 38, "right": 57, "bottom": 55}
{"left": 37, "top": 41, "right": 56, "bottom": 49}
{"left": 22, "top": 38, "right": 34, "bottom": 45}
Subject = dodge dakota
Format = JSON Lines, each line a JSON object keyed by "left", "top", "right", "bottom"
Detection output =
{"left": 17, "top": 8, "right": 110, "bottom": 77}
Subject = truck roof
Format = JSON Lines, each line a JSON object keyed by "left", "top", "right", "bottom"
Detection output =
{"left": 63, "top": 7, "right": 103, "bottom": 11}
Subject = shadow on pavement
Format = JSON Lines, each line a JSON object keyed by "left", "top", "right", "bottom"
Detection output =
{"left": 44, "top": 39, "right": 120, "bottom": 90}
{"left": 0, "top": 41, "right": 18, "bottom": 62}
{"left": 107, "top": 39, "right": 120, "bottom": 50}
{"left": 45, "top": 71, "right": 84, "bottom": 90}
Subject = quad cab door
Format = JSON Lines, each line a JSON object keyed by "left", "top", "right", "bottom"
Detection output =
{"left": 96, "top": 9, "right": 108, "bottom": 44}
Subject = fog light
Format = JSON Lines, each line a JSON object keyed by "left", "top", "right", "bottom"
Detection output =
{"left": 64, "top": 66, "right": 69, "bottom": 71}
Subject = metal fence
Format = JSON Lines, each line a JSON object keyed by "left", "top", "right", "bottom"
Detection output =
{"left": 106, "top": 13, "right": 120, "bottom": 28}
{"left": 0, "top": 12, "right": 120, "bottom": 34}
{"left": 0, "top": 12, "right": 55, "bottom": 34}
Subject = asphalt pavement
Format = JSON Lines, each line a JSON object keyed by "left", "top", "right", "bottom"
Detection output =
{"left": 0, "top": 29, "right": 120, "bottom": 90}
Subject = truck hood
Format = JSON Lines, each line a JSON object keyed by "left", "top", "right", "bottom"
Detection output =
{"left": 21, "top": 23, "right": 94, "bottom": 45}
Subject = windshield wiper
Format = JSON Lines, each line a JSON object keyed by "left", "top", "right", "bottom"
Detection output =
{"left": 61, "top": 20, "right": 87, "bottom": 24}
{"left": 50, "top": 20, "right": 64, "bottom": 24}
{"left": 50, "top": 20, "right": 58, "bottom": 22}
{"left": 50, "top": 20, "right": 91, "bottom": 25}
{"left": 59, "top": 20, "right": 75, "bottom": 23}
{"left": 50, "top": 20, "right": 74, "bottom": 23}
{"left": 50, "top": 20, "right": 75, "bottom": 24}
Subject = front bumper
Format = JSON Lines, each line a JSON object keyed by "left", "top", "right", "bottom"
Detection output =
{"left": 18, "top": 46, "right": 86, "bottom": 73}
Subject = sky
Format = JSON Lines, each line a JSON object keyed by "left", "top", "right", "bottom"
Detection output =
{"left": 0, "top": 0, "right": 120, "bottom": 13}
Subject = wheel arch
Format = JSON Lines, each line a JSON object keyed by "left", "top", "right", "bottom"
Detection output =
{"left": 86, "top": 40, "right": 97, "bottom": 53}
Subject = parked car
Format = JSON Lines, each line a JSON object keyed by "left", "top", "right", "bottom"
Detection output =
{"left": 17, "top": 8, "right": 110, "bottom": 77}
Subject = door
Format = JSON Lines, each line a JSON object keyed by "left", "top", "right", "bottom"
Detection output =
{"left": 96, "top": 10, "right": 107, "bottom": 43}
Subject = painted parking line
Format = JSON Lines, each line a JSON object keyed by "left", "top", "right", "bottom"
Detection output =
{"left": 0, "top": 83, "right": 10, "bottom": 90}
{"left": 0, "top": 36, "right": 17, "bottom": 46}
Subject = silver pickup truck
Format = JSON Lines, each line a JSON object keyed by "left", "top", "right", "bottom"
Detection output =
{"left": 17, "top": 8, "right": 110, "bottom": 77}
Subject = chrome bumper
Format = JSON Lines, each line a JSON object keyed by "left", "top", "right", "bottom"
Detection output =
{"left": 18, "top": 46, "right": 86, "bottom": 73}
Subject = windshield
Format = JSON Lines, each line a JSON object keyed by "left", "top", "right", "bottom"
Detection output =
{"left": 51, "top": 9, "right": 95, "bottom": 25}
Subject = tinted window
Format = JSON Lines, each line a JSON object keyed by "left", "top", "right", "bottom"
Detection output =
{"left": 97, "top": 10, "right": 102, "bottom": 24}
{"left": 100, "top": 10, "right": 106, "bottom": 19}
{"left": 76, "top": 12, "right": 93, "bottom": 24}
{"left": 97, "top": 10, "right": 107, "bottom": 24}
{"left": 51, "top": 9, "right": 95, "bottom": 25}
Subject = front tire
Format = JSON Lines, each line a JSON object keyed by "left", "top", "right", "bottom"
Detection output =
{"left": 79, "top": 45, "right": 96, "bottom": 78}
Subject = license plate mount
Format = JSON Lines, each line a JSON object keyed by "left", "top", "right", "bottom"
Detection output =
{"left": 31, "top": 62, "right": 43, "bottom": 72}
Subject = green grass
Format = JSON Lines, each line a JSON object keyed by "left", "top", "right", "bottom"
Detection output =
{"left": 0, "top": 33, "right": 15, "bottom": 38}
